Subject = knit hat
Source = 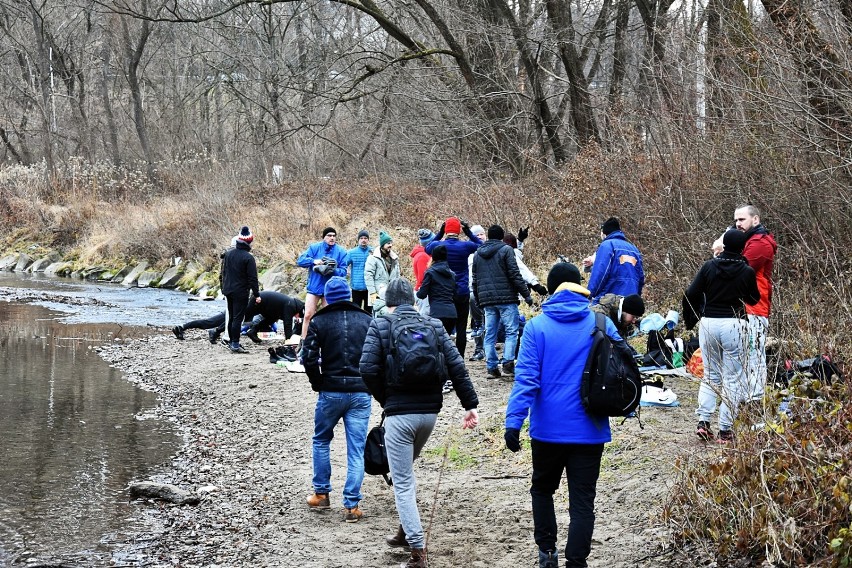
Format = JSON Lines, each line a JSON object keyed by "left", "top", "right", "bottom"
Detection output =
{"left": 470, "top": 225, "right": 485, "bottom": 237}
{"left": 357, "top": 229, "right": 370, "bottom": 240}
{"left": 418, "top": 228, "right": 435, "bottom": 246}
{"left": 431, "top": 244, "right": 448, "bottom": 262}
{"left": 622, "top": 294, "right": 646, "bottom": 317}
{"left": 487, "top": 224, "right": 505, "bottom": 240}
{"left": 444, "top": 217, "right": 461, "bottom": 235}
{"left": 723, "top": 228, "right": 748, "bottom": 254}
{"left": 385, "top": 277, "right": 415, "bottom": 307}
{"left": 503, "top": 233, "right": 518, "bottom": 249}
{"left": 236, "top": 226, "right": 253, "bottom": 244}
{"left": 379, "top": 231, "right": 393, "bottom": 248}
{"left": 322, "top": 227, "right": 336, "bottom": 237}
{"left": 601, "top": 217, "right": 621, "bottom": 236}
{"left": 547, "top": 262, "right": 582, "bottom": 295}
{"left": 323, "top": 276, "right": 351, "bottom": 304}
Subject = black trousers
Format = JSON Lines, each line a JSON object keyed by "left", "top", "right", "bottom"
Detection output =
{"left": 183, "top": 312, "right": 226, "bottom": 333}
{"left": 351, "top": 289, "right": 369, "bottom": 312}
{"left": 469, "top": 292, "right": 483, "bottom": 331}
{"left": 225, "top": 292, "right": 249, "bottom": 346}
{"left": 452, "top": 293, "right": 470, "bottom": 357}
{"left": 530, "top": 439, "right": 604, "bottom": 567}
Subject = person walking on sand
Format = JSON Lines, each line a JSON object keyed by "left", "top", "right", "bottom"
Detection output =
{"left": 220, "top": 226, "right": 260, "bottom": 354}
{"left": 425, "top": 216, "right": 483, "bottom": 357}
{"left": 302, "top": 277, "right": 373, "bottom": 522}
{"left": 505, "top": 262, "right": 620, "bottom": 568}
{"left": 364, "top": 230, "right": 400, "bottom": 317}
{"left": 296, "top": 227, "right": 350, "bottom": 346}
{"left": 347, "top": 229, "right": 373, "bottom": 311}
{"left": 683, "top": 229, "right": 760, "bottom": 443}
{"left": 360, "top": 278, "right": 479, "bottom": 568}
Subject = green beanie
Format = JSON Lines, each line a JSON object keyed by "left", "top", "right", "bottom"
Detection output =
{"left": 379, "top": 231, "right": 393, "bottom": 247}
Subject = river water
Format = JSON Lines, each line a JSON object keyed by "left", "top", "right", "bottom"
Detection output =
{"left": 0, "top": 271, "right": 223, "bottom": 565}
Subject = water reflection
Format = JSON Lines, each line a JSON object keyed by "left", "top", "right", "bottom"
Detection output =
{"left": 0, "top": 302, "right": 179, "bottom": 564}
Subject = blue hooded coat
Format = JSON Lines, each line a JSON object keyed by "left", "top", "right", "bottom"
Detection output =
{"left": 505, "top": 284, "right": 620, "bottom": 444}
{"left": 297, "top": 241, "right": 350, "bottom": 295}
{"left": 587, "top": 230, "right": 644, "bottom": 303}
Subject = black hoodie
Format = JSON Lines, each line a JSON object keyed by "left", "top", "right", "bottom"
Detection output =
{"left": 416, "top": 261, "right": 457, "bottom": 319}
{"left": 682, "top": 251, "right": 761, "bottom": 330}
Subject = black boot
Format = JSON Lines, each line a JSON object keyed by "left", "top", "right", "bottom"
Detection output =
{"left": 385, "top": 525, "right": 408, "bottom": 548}
{"left": 246, "top": 324, "right": 261, "bottom": 344}
{"left": 268, "top": 347, "right": 280, "bottom": 364}
{"left": 172, "top": 325, "right": 185, "bottom": 340}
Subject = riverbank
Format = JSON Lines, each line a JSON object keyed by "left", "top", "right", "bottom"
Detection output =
{"left": 96, "top": 327, "right": 717, "bottom": 567}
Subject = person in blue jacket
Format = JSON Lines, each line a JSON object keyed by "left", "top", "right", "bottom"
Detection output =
{"left": 424, "top": 216, "right": 482, "bottom": 357}
{"left": 585, "top": 217, "right": 644, "bottom": 303}
{"left": 505, "top": 262, "right": 624, "bottom": 568}
{"left": 296, "top": 227, "right": 350, "bottom": 344}
{"left": 347, "top": 229, "right": 372, "bottom": 311}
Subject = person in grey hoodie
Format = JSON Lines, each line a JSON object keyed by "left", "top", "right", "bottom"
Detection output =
{"left": 471, "top": 224, "right": 533, "bottom": 379}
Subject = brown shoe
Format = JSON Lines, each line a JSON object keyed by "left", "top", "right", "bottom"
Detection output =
{"left": 400, "top": 547, "right": 427, "bottom": 568}
{"left": 343, "top": 506, "right": 363, "bottom": 523}
{"left": 386, "top": 524, "right": 408, "bottom": 548}
{"left": 306, "top": 492, "right": 330, "bottom": 509}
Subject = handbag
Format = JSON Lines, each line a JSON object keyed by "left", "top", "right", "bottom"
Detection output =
{"left": 364, "top": 412, "right": 392, "bottom": 486}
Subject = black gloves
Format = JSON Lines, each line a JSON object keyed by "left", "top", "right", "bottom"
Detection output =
{"left": 518, "top": 227, "right": 529, "bottom": 242}
{"left": 532, "top": 283, "right": 548, "bottom": 296}
{"left": 504, "top": 428, "right": 521, "bottom": 452}
{"left": 524, "top": 297, "right": 534, "bottom": 307}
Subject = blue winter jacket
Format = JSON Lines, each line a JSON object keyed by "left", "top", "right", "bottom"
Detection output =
{"left": 297, "top": 242, "right": 350, "bottom": 295}
{"left": 505, "top": 284, "right": 620, "bottom": 444}
{"left": 347, "top": 245, "right": 373, "bottom": 291}
{"left": 587, "top": 230, "right": 644, "bottom": 303}
{"left": 425, "top": 236, "right": 481, "bottom": 296}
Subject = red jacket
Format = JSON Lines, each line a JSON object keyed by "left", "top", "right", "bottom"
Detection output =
{"left": 742, "top": 228, "right": 777, "bottom": 318}
{"left": 410, "top": 245, "right": 430, "bottom": 290}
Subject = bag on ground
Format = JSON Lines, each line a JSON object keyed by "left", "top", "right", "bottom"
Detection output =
{"left": 364, "top": 413, "right": 392, "bottom": 486}
{"left": 386, "top": 313, "right": 446, "bottom": 388}
{"left": 581, "top": 312, "right": 642, "bottom": 417}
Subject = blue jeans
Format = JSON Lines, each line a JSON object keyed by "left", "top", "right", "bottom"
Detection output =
{"left": 484, "top": 303, "right": 519, "bottom": 369}
{"left": 311, "top": 391, "right": 372, "bottom": 508}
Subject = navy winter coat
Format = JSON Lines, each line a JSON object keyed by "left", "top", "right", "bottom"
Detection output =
{"left": 303, "top": 301, "right": 372, "bottom": 393}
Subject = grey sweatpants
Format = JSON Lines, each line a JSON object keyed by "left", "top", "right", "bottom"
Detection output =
{"left": 384, "top": 413, "right": 438, "bottom": 550}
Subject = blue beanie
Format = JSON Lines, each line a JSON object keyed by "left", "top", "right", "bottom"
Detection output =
{"left": 324, "top": 276, "right": 351, "bottom": 304}
{"left": 418, "top": 228, "right": 435, "bottom": 246}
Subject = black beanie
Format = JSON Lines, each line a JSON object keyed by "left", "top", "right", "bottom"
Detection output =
{"left": 487, "top": 224, "right": 505, "bottom": 240}
{"left": 601, "top": 217, "right": 621, "bottom": 236}
{"left": 322, "top": 227, "right": 336, "bottom": 237}
{"left": 431, "top": 244, "right": 448, "bottom": 262}
{"left": 723, "top": 229, "right": 748, "bottom": 254}
{"left": 622, "top": 294, "right": 645, "bottom": 317}
{"left": 546, "top": 262, "right": 582, "bottom": 295}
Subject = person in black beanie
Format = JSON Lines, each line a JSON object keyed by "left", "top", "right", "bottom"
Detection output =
{"left": 471, "top": 224, "right": 533, "bottom": 379}
{"left": 582, "top": 217, "right": 645, "bottom": 304}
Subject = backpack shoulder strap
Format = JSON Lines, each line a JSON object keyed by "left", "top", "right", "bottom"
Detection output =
{"left": 593, "top": 311, "right": 607, "bottom": 334}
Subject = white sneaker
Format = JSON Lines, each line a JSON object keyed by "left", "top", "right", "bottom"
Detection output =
{"left": 441, "top": 380, "right": 453, "bottom": 394}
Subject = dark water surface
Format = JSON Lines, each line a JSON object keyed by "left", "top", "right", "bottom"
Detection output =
{"left": 0, "top": 272, "right": 220, "bottom": 565}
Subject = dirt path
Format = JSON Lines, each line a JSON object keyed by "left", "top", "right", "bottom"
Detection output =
{"left": 98, "top": 330, "right": 717, "bottom": 567}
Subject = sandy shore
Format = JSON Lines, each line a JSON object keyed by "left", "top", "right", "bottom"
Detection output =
{"left": 96, "top": 329, "right": 711, "bottom": 567}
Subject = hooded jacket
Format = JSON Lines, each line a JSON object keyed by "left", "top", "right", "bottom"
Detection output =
{"left": 303, "top": 300, "right": 372, "bottom": 393}
{"left": 364, "top": 247, "right": 400, "bottom": 316}
{"left": 416, "top": 261, "right": 457, "bottom": 319}
{"left": 471, "top": 239, "right": 531, "bottom": 307}
{"left": 587, "top": 230, "right": 645, "bottom": 302}
{"left": 410, "top": 245, "right": 430, "bottom": 290}
{"left": 347, "top": 244, "right": 373, "bottom": 291}
{"left": 682, "top": 251, "right": 761, "bottom": 330}
{"left": 297, "top": 241, "right": 350, "bottom": 295}
{"left": 505, "top": 283, "right": 614, "bottom": 444}
{"left": 220, "top": 240, "right": 260, "bottom": 298}
{"left": 742, "top": 225, "right": 777, "bottom": 318}
{"left": 359, "top": 305, "right": 479, "bottom": 416}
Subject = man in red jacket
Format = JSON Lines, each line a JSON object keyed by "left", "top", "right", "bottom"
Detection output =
{"left": 735, "top": 205, "right": 778, "bottom": 402}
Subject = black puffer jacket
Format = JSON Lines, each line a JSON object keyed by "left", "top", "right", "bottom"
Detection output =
{"left": 303, "top": 301, "right": 372, "bottom": 393}
{"left": 220, "top": 241, "right": 259, "bottom": 297}
{"left": 359, "top": 305, "right": 479, "bottom": 415}
{"left": 416, "top": 261, "right": 457, "bottom": 319}
{"left": 682, "top": 252, "right": 761, "bottom": 330}
{"left": 471, "top": 239, "right": 531, "bottom": 307}
{"left": 245, "top": 291, "right": 305, "bottom": 338}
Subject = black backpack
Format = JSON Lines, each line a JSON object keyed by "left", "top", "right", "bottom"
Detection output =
{"left": 364, "top": 413, "right": 392, "bottom": 485}
{"left": 641, "top": 328, "right": 675, "bottom": 368}
{"left": 386, "top": 312, "right": 446, "bottom": 388}
{"left": 581, "top": 312, "right": 642, "bottom": 417}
